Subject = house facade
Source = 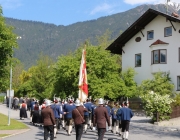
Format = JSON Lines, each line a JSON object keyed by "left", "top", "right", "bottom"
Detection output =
{"left": 106, "top": 9, "right": 180, "bottom": 91}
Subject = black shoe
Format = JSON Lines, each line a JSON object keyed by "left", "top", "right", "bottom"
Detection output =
{"left": 111, "top": 130, "right": 113, "bottom": 133}
{"left": 67, "top": 134, "right": 71, "bottom": 136}
{"left": 84, "top": 131, "right": 87, "bottom": 133}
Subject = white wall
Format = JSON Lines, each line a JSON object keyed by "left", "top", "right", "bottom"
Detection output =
{"left": 122, "top": 15, "right": 180, "bottom": 91}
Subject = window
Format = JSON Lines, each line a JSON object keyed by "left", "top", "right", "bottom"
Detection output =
{"left": 151, "top": 49, "right": 167, "bottom": 64}
{"left": 147, "top": 31, "right": 154, "bottom": 40}
{"left": 177, "top": 76, "right": 180, "bottom": 90}
{"left": 135, "top": 54, "right": 141, "bottom": 67}
{"left": 164, "top": 27, "right": 172, "bottom": 37}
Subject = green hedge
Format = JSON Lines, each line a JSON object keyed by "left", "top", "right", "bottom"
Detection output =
{"left": 0, "top": 96, "right": 4, "bottom": 103}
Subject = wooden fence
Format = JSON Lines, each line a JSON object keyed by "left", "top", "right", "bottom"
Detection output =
{"left": 170, "top": 106, "right": 180, "bottom": 119}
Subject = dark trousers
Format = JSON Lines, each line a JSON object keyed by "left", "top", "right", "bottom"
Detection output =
{"left": 97, "top": 128, "right": 106, "bottom": 140}
{"left": 44, "top": 125, "right": 54, "bottom": 140}
{"left": 121, "top": 120, "right": 130, "bottom": 132}
{"left": 75, "top": 124, "right": 83, "bottom": 140}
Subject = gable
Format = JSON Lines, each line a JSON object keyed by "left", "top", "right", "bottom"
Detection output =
{"left": 106, "top": 8, "right": 180, "bottom": 54}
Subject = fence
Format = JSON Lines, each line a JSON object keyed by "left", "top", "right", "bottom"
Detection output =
{"left": 170, "top": 106, "right": 180, "bottom": 119}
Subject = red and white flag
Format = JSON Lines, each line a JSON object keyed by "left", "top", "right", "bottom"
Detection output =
{"left": 78, "top": 49, "right": 88, "bottom": 102}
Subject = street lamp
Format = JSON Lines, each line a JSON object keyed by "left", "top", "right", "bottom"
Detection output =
{"left": 8, "top": 36, "right": 21, "bottom": 126}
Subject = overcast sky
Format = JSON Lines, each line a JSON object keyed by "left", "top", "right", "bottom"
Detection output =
{"left": 0, "top": 0, "right": 179, "bottom": 26}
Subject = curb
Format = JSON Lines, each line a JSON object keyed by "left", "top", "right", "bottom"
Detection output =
{"left": 1, "top": 129, "right": 30, "bottom": 139}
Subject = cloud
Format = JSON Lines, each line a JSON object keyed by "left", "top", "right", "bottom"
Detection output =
{"left": 0, "top": 0, "right": 22, "bottom": 10}
{"left": 90, "top": 3, "right": 116, "bottom": 15}
{"left": 123, "top": 0, "right": 170, "bottom": 5}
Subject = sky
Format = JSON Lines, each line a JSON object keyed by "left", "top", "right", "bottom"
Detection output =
{"left": 0, "top": 0, "right": 179, "bottom": 26}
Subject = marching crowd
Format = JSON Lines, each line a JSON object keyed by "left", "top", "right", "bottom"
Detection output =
{"left": 6, "top": 96, "right": 133, "bottom": 140}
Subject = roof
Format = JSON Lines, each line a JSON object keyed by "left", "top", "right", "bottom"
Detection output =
{"left": 106, "top": 8, "right": 180, "bottom": 54}
{"left": 150, "top": 39, "right": 169, "bottom": 47}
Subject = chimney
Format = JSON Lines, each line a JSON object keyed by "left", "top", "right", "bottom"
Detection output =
{"left": 171, "top": 12, "right": 179, "bottom": 18}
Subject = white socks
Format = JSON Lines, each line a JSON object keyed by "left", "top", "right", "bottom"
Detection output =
{"left": 54, "top": 128, "right": 57, "bottom": 137}
{"left": 68, "top": 125, "right": 72, "bottom": 134}
{"left": 62, "top": 120, "right": 65, "bottom": 127}
{"left": 126, "top": 131, "right": 129, "bottom": 139}
{"left": 84, "top": 124, "right": 87, "bottom": 131}
{"left": 122, "top": 131, "right": 129, "bottom": 139}
{"left": 116, "top": 126, "right": 119, "bottom": 133}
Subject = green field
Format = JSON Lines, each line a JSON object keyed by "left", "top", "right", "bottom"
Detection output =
{"left": 0, "top": 113, "right": 28, "bottom": 130}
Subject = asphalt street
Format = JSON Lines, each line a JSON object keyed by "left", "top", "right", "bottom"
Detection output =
{"left": 0, "top": 104, "right": 180, "bottom": 140}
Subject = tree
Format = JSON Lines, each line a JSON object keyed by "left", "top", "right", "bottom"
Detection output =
{"left": 17, "top": 54, "right": 55, "bottom": 100}
{"left": 53, "top": 43, "right": 137, "bottom": 100}
{"left": 0, "top": 6, "right": 18, "bottom": 91}
{"left": 138, "top": 72, "right": 174, "bottom": 96}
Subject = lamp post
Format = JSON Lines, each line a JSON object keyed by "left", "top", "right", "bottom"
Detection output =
{"left": 7, "top": 61, "right": 12, "bottom": 126}
{"left": 8, "top": 36, "right": 21, "bottom": 126}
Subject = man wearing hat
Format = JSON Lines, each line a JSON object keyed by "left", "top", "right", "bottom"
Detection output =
{"left": 116, "top": 101, "right": 133, "bottom": 140}
{"left": 41, "top": 100, "right": 56, "bottom": 140}
{"left": 51, "top": 98, "right": 65, "bottom": 138}
{"left": 72, "top": 99, "right": 88, "bottom": 140}
{"left": 64, "top": 98, "right": 76, "bottom": 136}
{"left": 93, "top": 98, "right": 110, "bottom": 140}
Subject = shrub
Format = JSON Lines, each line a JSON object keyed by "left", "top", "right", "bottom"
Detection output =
{"left": 0, "top": 96, "right": 4, "bottom": 103}
{"left": 140, "top": 91, "right": 174, "bottom": 122}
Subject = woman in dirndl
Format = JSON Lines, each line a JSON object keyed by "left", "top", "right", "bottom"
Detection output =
{"left": 20, "top": 100, "right": 28, "bottom": 120}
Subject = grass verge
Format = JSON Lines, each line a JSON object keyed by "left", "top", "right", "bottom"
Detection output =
{"left": 0, "top": 113, "right": 28, "bottom": 130}
{"left": 0, "top": 134, "right": 10, "bottom": 137}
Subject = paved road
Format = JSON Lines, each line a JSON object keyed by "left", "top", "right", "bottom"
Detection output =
{"left": 1, "top": 104, "right": 180, "bottom": 140}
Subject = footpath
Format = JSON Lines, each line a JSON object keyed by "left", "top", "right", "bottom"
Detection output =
{"left": 0, "top": 103, "right": 30, "bottom": 139}
{"left": 0, "top": 103, "right": 180, "bottom": 140}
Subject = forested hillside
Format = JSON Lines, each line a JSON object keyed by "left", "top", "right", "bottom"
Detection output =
{"left": 4, "top": 4, "right": 177, "bottom": 69}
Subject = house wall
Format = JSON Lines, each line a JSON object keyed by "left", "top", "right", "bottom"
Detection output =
{"left": 122, "top": 15, "right": 180, "bottom": 91}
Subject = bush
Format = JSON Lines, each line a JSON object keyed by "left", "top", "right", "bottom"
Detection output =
{"left": 172, "top": 93, "right": 180, "bottom": 107}
{"left": 0, "top": 96, "right": 4, "bottom": 103}
{"left": 140, "top": 91, "right": 174, "bottom": 122}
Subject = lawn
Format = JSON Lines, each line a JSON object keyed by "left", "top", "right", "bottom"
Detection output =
{"left": 0, "top": 113, "right": 28, "bottom": 130}
{"left": 0, "top": 134, "right": 10, "bottom": 137}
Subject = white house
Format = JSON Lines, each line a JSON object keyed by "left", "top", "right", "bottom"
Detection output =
{"left": 106, "top": 8, "right": 180, "bottom": 91}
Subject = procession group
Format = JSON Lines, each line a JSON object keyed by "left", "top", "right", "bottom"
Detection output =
{"left": 8, "top": 96, "right": 133, "bottom": 140}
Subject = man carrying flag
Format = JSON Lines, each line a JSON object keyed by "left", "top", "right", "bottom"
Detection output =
{"left": 78, "top": 48, "right": 88, "bottom": 102}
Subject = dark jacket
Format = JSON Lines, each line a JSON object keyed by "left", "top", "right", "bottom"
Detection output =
{"left": 93, "top": 106, "right": 110, "bottom": 128}
{"left": 72, "top": 106, "right": 88, "bottom": 125}
{"left": 41, "top": 107, "right": 56, "bottom": 126}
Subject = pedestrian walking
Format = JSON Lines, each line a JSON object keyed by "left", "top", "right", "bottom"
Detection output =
{"left": 72, "top": 99, "right": 88, "bottom": 140}
{"left": 51, "top": 98, "right": 65, "bottom": 138}
{"left": 41, "top": 100, "right": 56, "bottom": 140}
{"left": 93, "top": 98, "right": 110, "bottom": 140}
{"left": 116, "top": 101, "right": 133, "bottom": 140}
{"left": 19, "top": 100, "right": 28, "bottom": 120}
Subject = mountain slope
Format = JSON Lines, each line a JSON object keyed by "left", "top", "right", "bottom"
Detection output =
{"left": 4, "top": 4, "right": 177, "bottom": 69}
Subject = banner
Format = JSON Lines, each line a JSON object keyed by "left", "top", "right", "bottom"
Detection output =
{"left": 78, "top": 49, "right": 88, "bottom": 102}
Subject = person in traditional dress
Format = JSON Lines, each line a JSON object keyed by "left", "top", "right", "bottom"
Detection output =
{"left": 32, "top": 101, "right": 40, "bottom": 125}
{"left": 19, "top": 100, "right": 28, "bottom": 120}
{"left": 93, "top": 98, "right": 110, "bottom": 140}
{"left": 51, "top": 98, "right": 65, "bottom": 138}
{"left": 83, "top": 99, "right": 92, "bottom": 133}
{"left": 64, "top": 98, "right": 76, "bottom": 136}
{"left": 72, "top": 99, "right": 88, "bottom": 140}
{"left": 116, "top": 101, "right": 133, "bottom": 140}
{"left": 41, "top": 100, "right": 56, "bottom": 140}
{"left": 111, "top": 102, "right": 119, "bottom": 134}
